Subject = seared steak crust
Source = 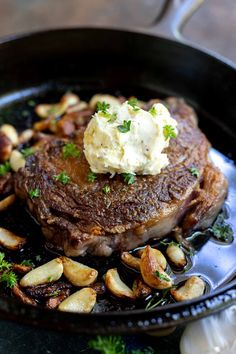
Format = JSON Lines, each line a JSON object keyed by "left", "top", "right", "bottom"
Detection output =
{"left": 15, "top": 98, "right": 227, "bottom": 256}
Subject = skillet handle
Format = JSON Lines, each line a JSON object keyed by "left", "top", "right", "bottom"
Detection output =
{"left": 147, "top": 0, "right": 205, "bottom": 43}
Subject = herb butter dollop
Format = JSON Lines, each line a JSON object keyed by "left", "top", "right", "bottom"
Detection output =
{"left": 83, "top": 100, "right": 178, "bottom": 175}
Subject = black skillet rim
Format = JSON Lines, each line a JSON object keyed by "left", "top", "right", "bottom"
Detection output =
{"left": 0, "top": 27, "right": 236, "bottom": 333}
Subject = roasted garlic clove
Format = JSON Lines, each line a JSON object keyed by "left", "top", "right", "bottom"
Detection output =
{"left": 58, "top": 288, "right": 96, "bottom": 313}
{"left": 170, "top": 276, "right": 205, "bottom": 302}
{"left": 20, "top": 258, "right": 63, "bottom": 287}
{"left": 0, "top": 124, "right": 18, "bottom": 146}
{"left": 105, "top": 268, "right": 135, "bottom": 300}
{"left": 0, "top": 194, "right": 16, "bottom": 212}
{"left": 121, "top": 252, "right": 141, "bottom": 271}
{"left": 61, "top": 257, "right": 98, "bottom": 287}
{"left": 10, "top": 150, "right": 25, "bottom": 172}
{"left": 137, "top": 247, "right": 167, "bottom": 270}
{"left": 0, "top": 227, "right": 26, "bottom": 250}
{"left": 140, "top": 246, "right": 172, "bottom": 289}
{"left": 166, "top": 244, "right": 187, "bottom": 268}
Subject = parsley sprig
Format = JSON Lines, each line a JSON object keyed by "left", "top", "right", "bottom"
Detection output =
{"left": 0, "top": 253, "right": 17, "bottom": 289}
{"left": 122, "top": 173, "right": 136, "bottom": 185}
{"left": 62, "top": 143, "right": 81, "bottom": 159}
{"left": 154, "top": 270, "right": 171, "bottom": 282}
{"left": 127, "top": 98, "right": 140, "bottom": 112}
{"left": 189, "top": 166, "right": 200, "bottom": 178}
{"left": 117, "top": 120, "right": 131, "bottom": 133}
{"left": 102, "top": 185, "right": 110, "bottom": 194}
{"left": 163, "top": 125, "right": 177, "bottom": 140}
{"left": 89, "top": 335, "right": 154, "bottom": 354}
{"left": 210, "top": 212, "right": 234, "bottom": 242}
{"left": 0, "top": 162, "right": 11, "bottom": 176}
{"left": 87, "top": 171, "right": 97, "bottom": 183}
{"left": 28, "top": 188, "right": 40, "bottom": 198}
{"left": 97, "top": 101, "right": 110, "bottom": 114}
{"left": 21, "top": 147, "right": 35, "bottom": 158}
{"left": 149, "top": 106, "right": 157, "bottom": 117}
{"left": 53, "top": 171, "right": 70, "bottom": 185}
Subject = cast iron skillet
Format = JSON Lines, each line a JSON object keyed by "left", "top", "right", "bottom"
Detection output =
{"left": 0, "top": 0, "right": 236, "bottom": 334}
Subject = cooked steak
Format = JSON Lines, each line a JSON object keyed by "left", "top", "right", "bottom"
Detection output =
{"left": 14, "top": 98, "right": 228, "bottom": 256}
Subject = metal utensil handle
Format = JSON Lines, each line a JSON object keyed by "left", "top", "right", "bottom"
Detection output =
{"left": 146, "top": 0, "right": 204, "bottom": 43}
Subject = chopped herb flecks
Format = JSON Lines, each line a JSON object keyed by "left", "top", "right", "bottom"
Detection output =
{"left": 0, "top": 270, "right": 17, "bottom": 288}
{"left": 149, "top": 106, "right": 157, "bottom": 116}
{"left": 21, "top": 147, "right": 35, "bottom": 158}
{"left": 62, "top": 143, "right": 81, "bottom": 159}
{"left": 53, "top": 171, "right": 70, "bottom": 185}
{"left": 117, "top": 120, "right": 131, "bottom": 133}
{"left": 28, "top": 188, "right": 40, "bottom": 198}
{"left": 211, "top": 212, "right": 234, "bottom": 242}
{"left": 189, "top": 166, "right": 200, "bottom": 178}
{"left": 0, "top": 161, "right": 11, "bottom": 176}
{"left": 122, "top": 173, "right": 136, "bottom": 185}
{"left": 87, "top": 171, "right": 97, "bottom": 183}
{"left": 163, "top": 125, "right": 177, "bottom": 140}
{"left": 21, "top": 259, "right": 34, "bottom": 267}
{"left": 154, "top": 270, "right": 171, "bottom": 282}
{"left": 97, "top": 101, "right": 110, "bottom": 114}
{"left": 102, "top": 185, "right": 110, "bottom": 194}
{"left": 0, "top": 252, "right": 11, "bottom": 271}
{"left": 128, "top": 98, "right": 140, "bottom": 111}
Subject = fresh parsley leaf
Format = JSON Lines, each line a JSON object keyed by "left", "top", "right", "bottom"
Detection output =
{"left": 97, "top": 101, "right": 110, "bottom": 113}
{"left": 28, "top": 188, "right": 40, "bottom": 198}
{"left": 163, "top": 125, "right": 177, "bottom": 140}
{"left": 211, "top": 213, "right": 234, "bottom": 242}
{"left": 21, "top": 110, "right": 30, "bottom": 117}
{"left": 145, "top": 289, "right": 171, "bottom": 311}
{"left": 35, "top": 255, "right": 42, "bottom": 262}
{"left": 154, "top": 270, "right": 171, "bottom": 282}
{"left": 0, "top": 271, "right": 17, "bottom": 288}
{"left": 21, "top": 147, "right": 35, "bottom": 158}
{"left": 21, "top": 259, "right": 34, "bottom": 267}
{"left": 117, "top": 120, "right": 131, "bottom": 133}
{"left": 122, "top": 173, "right": 136, "bottom": 185}
{"left": 62, "top": 143, "right": 81, "bottom": 159}
{"left": 27, "top": 100, "right": 36, "bottom": 107}
{"left": 0, "top": 161, "right": 11, "bottom": 176}
{"left": 87, "top": 171, "right": 97, "bottom": 183}
{"left": 149, "top": 106, "right": 157, "bottom": 116}
{"left": 128, "top": 98, "right": 140, "bottom": 111}
{"left": 160, "top": 241, "right": 180, "bottom": 248}
{"left": 53, "top": 171, "right": 70, "bottom": 185}
{"left": 102, "top": 185, "right": 110, "bottom": 194}
{"left": 49, "top": 290, "right": 60, "bottom": 297}
{"left": 88, "top": 335, "right": 125, "bottom": 354}
{"left": 131, "top": 348, "right": 154, "bottom": 354}
{"left": 189, "top": 166, "right": 200, "bottom": 178}
{"left": 48, "top": 276, "right": 53, "bottom": 282}
{"left": 0, "top": 253, "right": 11, "bottom": 271}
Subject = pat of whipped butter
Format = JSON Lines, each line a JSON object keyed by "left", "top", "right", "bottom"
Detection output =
{"left": 83, "top": 100, "right": 178, "bottom": 175}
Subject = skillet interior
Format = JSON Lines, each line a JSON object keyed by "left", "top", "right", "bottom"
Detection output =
{"left": 0, "top": 28, "right": 236, "bottom": 333}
